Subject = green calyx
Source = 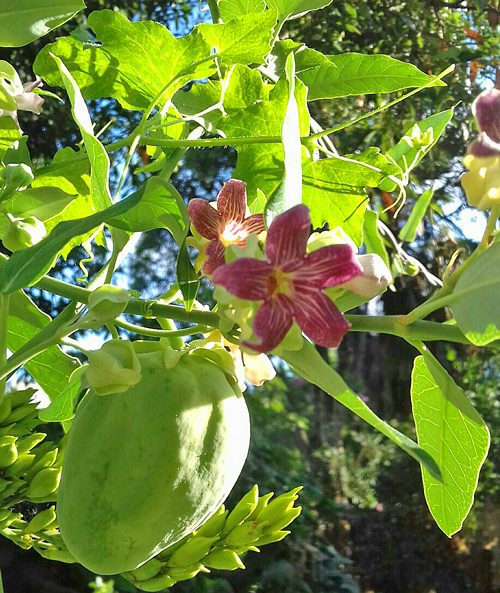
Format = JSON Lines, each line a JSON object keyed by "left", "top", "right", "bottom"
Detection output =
{"left": 86, "top": 284, "right": 131, "bottom": 325}
{"left": 3, "top": 215, "right": 45, "bottom": 252}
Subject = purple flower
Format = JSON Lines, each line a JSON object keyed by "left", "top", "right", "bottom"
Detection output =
{"left": 212, "top": 205, "right": 363, "bottom": 354}
{"left": 188, "top": 180, "right": 265, "bottom": 275}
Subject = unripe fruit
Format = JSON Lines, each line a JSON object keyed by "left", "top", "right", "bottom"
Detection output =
{"left": 58, "top": 348, "right": 250, "bottom": 575}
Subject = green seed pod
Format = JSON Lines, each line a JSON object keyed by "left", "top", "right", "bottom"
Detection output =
{"left": 16, "top": 433, "right": 46, "bottom": 455}
{"left": 135, "top": 573, "right": 176, "bottom": 592}
{"left": 128, "top": 558, "right": 164, "bottom": 581}
{"left": 23, "top": 506, "right": 56, "bottom": 534}
{"left": 224, "top": 520, "right": 266, "bottom": 546}
{"left": 4, "top": 453, "right": 35, "bottom": 477}
{"left": 39, "top": 546, "right": 76, "bottom": 563}
{"left": 224, "top": 485, "right": 259, "bottom": 533}
{"left": 0, "top": 442, "right": 18, "bottom": 468}
{"left": 166, "top": 562, "right": 204, "bottom": 581}
{"left": 3, "top": 216, "right": 45, "bottom": 252}
{"left": 194, "top": 508, "right": 228, "bottom": 539}
{"left": 203, "top": 548, "right": 245, "bottom": 571}
{"left": 265, "top": 506, "right": 302, "bottom": 533}
{"left": 167, "top": 536, "right": 219, "bottom": 567}
{"left": 58, "top": 348, "right": 250, "bottom": 575}
{"left": 26, "top": 467, "right": 61, "bottom": 499}
{"left": 255, "top": 530, "right": 290, "bottom": 546}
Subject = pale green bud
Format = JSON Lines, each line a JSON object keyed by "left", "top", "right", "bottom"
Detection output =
{"left": 265, "top": 506, "right": 302, "bottom": 533}
{"left": 2, "top": 402, "right": 37, "bottom": 424}
{"left": 26, "top": 467, "right": 61, "bottom": 499}
{"left": 0, "top": 442, "right": 17, "bottom": 468}
{"left": 135, "top": 573, "right": 176, "bottom": 591}
{"left": 0, "top": 163, "right": 34, "bottom": 196}
{"left": 3, "top": 216, "right": 45, "bottom": 252}
{"left": 225, "top": 485, "right": 259, "bottom": 533}
{"left": 247, "top": 492, "right": 274, "bottom": 522}
{"left": 203, "top": 548, "right": 245, "bottom": 571}
{"left": 167, "top": 536, "right": 219, "bottom": 567}
{"left": 166, "top": 562, "right": 205, "bottom": 581}
{"left": 128, "top": 558, "right": 164, "bottom": 581}
{"left": 194, "top": 508, "right": 228, "bottom": 538}
{"left": 257, "top": 489, "right": 301, "bottom": 524}
{"left": 16, "top": 433, "right": 45, "bottom": 455}
{"left": 39, "top": 546, "right": 76, "bottom": 563}
{"left": 10, "top": 389, "right": 35, "bottom": 408}
{"left": 4, "top": 453, "right": 35, "bottom": 477}
{"left": 86, "top": 340, "right": 142, "bottom": 396}
{"left": 0, "top": 478, "right": 11, "bottom": 494}
{"left": 0, "top": 398, "right": 12, "bottom": 424}
{"left": 23, "top": 506, "right": 56, "bottom": 534}
{"left": 87, "top": 284, "right": 130, "bottom": 323}
{"left": 255, "top": 530, "right": 290, "bottom": 546}
{"left": 0, "top": 510, "right": 21, "bottom": 530}
{"left": 0, "top": 477, "right": 22, "bottom": 498}
{"left": 224, "top": 520, "right": 266, "bottom": 546}
{"left": 30, "top": 448, "right": 57, "bottom": 475}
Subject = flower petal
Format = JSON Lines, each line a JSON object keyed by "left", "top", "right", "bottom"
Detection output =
{"left": 240, "top": 213, "right": 265, "bottom": 237}
{"left": 216, "top": 179, "right": 247, "bottom": 224}
{"left": 467, "top": 132, "right": 500, "bottom": 158}
{"left": 339, "top": 253, "right": 391, "bottom": 298}
{"left": 293, "top": 292, "right": 350, "bottom": 349}
{"left": 15, "top": 92, "right": 44, "bottom": 115}
{"left": 241, "top": 298, "right": 293, "bottom": 353}
{"left": 189, "top": 198, "right": 223, "bottom": 240}
{"left": 292, "top": 244, "right": 363, "bottom": 290}
{"left": 473, "top": 88, "right": 500, "bottom": 143}
{"left": 201, "top": 239, "right": 226, "bottom": 275}
{"left": 212, "top": 258, "right": 274, "bottom": 300}
{"left": 266, "top": 205, "right": 311, "bottom": 267}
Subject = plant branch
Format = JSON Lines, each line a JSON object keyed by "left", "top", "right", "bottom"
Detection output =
{"left": 115, "top": 318, "right": 210, "bottom": 338}
{"left": 0, "top": 293, "right": 10, "bottom": 401}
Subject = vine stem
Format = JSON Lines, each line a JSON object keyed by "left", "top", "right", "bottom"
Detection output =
{"left": 0, "top": 293, "right": 10, "bottom": 402}
{"left": 398, "top": 205, "right": 500, "bottom": 325}
{"left": 114, "top": 319, "right": 210, "bottom": 338}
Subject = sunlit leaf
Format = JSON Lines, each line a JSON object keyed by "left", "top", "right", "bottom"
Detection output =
{"left": 0, "top": 0, "right": 85, "bottom": 47}
{"left": 176, "top": 241, "right": 199, "bottom": 312}
{"left": 411, "top": 350, "right": 489, "bottom": 536}
{"left": 4, "top": 187, "right": 76, "bottom": 221}
{"left": 219, "top": 0, "right": 266, "bottom": 22}
{"left": 0, "top": 117, "right": 21, "bottom": 162}
{"left": 267, "top": 0, "right": 333, "bottom": 22}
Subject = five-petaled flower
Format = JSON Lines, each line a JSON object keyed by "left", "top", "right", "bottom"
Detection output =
{"left": 212, "top": 204, "right": 363, "bottom": 354}
{"left": 461, "top": 88, "right": 500, "bottom": 211}
{"left": 188, "top": 179, "right": 265, "bottom": 275}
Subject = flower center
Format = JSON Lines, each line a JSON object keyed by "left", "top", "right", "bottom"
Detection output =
{"left": 220, "top": 221, "right": 247, "bottom": 247}
{"left": 267, "top": 269, "right": 295, "bottom": 299}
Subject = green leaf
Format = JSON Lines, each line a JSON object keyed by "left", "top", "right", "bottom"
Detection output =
{"left": 282, "top": 340, "right": 443, "bottom": 482}
{"left": 302, "top": 149, "right": 397, "bottom": 246}
{"left": 362, "top": 208, "right": 390, "bottom": 269}
{"left": 411, "top": 350, "right": 489, "bottom": 536}
{"left": 264, "top": 53, "right": 302, "bottom": 225}
{"left": 0, "top": 0, "right": 84, "bottom": 47}
{"left": 219, "top": 0, "right": 266, "bottom": 22}
{"left": 266, "top": 0, "right": 332, "bottom": 22}
{"left": 38, "top": 368, "right": 85, "bottom": 422}
{"left": 0, "top": 183, "right": 146, "bottom": 294}
{"left": 399, "top": 187, "right": 434, "bottom": 242}
{"left": 448, "top": 242, "right": 500, "bottom": 346}
{"left": 4, "top": 187, "right": 76, "bottom": 221}
{"left": 380, "top": 109, "right": 454, "bottom": 192}
{"left": 295, "top": 50, "right": 444, "bottom": 101}
{"left": 219, "top": 78, "right": 309, "bottom": 208}
{"left": 51, "top": 53, "right": 111, "bottom": 212}
{"left": 8, "top": 288, "right": 80, "bottom": 401}
{"left": 198, "top": 10, "right": 277, "bottom": 65}
{"left": 33, "top": 10, "right": 214, "bottom": 112}
{"left": 108, "top": 177, "right": 187, "bottom": 245}
{"left": 176, "top": 240, "right": 199, "bottom": 313}
{"left": 3, "top": 137, "right": 31, "bottom": 168}
{"left": 0, "top": 117, "right": 21, "bottom": 163}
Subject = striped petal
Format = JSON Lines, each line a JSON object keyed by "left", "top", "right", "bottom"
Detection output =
{"left": 201, "top": 239, "right": 226, "bottom": 275}
{"left": 293, "top": 291, "right": 350, "bottom": 349}
{"left": 212, "top": 258, "right": 274, "bottom": 300}
{"left": 266, "top": 205, "right": 311, "bottom": 267}
{"left": 240, "top": 213, "right": 265, "bottom": 237}
{"left": 241, "top": 297, "right": 294, "bottom": 353}
{"left": 217, "top": 179, "right": 247, "bottom": 224}
{"left": 468, "top": 132, "right": 500, "bottom": 158}
{"left": 188, "top": 198, "right": 223, "bottom": 240}
{"left": 292, "top": 244, "right": 363, "bottom": 291}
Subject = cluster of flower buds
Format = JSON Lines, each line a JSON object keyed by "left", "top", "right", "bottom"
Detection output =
{"left": 122, "top": 485, "right": 302, "bottom": 591}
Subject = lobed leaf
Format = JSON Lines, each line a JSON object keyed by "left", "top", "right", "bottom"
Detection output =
{"left": 267, "top": 0, "right": 333, "bottom": 22}
{"left": 219, "top": 0, "right": 266, "bottom": 22}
